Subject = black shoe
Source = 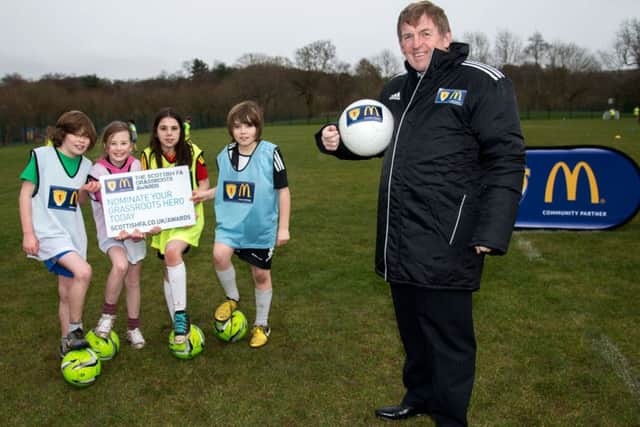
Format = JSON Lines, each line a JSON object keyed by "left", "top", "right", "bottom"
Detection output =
{"left": 375, "top": 404, "right": 429, "bottom": 420}
{"left": 60, "top": 329, "right": 89, "bottom": 359}
{"left": 66, "top": 328, "right": 89, "bottom": 351}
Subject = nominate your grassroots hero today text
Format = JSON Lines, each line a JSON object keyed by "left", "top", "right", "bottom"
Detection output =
{"left": 99, "top": 166, "right": 196, "bottom": 237}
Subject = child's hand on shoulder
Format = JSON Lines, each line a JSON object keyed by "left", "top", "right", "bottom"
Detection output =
{"left": 191, "top": 188, "right": 215, "bottom": 203}
{"left": 277, "top": 229, "right": 290, "bottom": 247}
{"left": 82, "top": 181, "right": 101, "bottom": 193}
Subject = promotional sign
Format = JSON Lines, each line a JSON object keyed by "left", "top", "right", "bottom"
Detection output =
{"left": 516, "top": 147, "right": 640, "bottom": 230}
{"left": 100, "top": 166, "right": 196, "bottom": 237}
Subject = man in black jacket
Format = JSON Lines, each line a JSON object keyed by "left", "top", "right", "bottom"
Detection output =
{"left": 316, "top": 2, "right": 524, "bottom": 426}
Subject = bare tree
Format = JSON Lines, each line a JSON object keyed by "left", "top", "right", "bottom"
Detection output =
{"left": 329, "top": 61, "right": 354, "bottom": 112}
{"left": 369, "top": 49, "right": 401, "bottom": 79}
{"left": 1, "top": 73, "right": 28, "bottom": 86}
{"left": 354, "top": 58, "right": 384, "bottom": 98}
{"left": 547, "top": 41, "right": 601, "bottom": 72}
{"left": 355, "top": 59, "right": 381, "bottom": 79}
{"left": 181, "top": 60, "right": 192, "bottom": 77}
{"left": 546, "top": 43, "right": 562, "bottom": 69}
{"left": 226, "top": 64, "right": 291, "bottom": 115}
{"left": 268, "top": 56, "right": 294, "bottom": 68}
{"left": 462, "top": 31, "right": 492, "bottom": 63}
{"left": 235, "top": 53, "right": 270, "bottom": 68}
{"left": 235, "top": 53, "right": 293, "bottom": 68}
{"left": 614, "top": 18, "right": 640, "bottom": 68}
{"left": 493, "top": 30, "right": 523, "bottom": 67}
{"left": 597, "top": 50, "right": 623, "bottom": 71}
{"left": 524, "top": 31, "right": 550, "bottom": 66}
{"left": 292, "top": 40, "right": 339, "bottom": 119}
{"left": 294, "top": 40, "right": 337, "bottom": 72}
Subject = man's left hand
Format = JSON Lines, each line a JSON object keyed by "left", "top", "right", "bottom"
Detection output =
{"left": 474, "top": 245, "right": 492, "bottom": 255}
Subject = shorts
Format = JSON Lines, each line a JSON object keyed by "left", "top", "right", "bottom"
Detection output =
{"left": 100, "top": 238, "right": 146, "bottom": 264}
{"left": 235, "top": 248, "right": 274, "bottom": 270}
{"left": 44, "top": 250, "right": 74, "bottom": 278}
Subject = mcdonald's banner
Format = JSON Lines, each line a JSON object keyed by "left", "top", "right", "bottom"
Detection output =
{"left": 515, "top": 146, "right": 640, "bottom": 230}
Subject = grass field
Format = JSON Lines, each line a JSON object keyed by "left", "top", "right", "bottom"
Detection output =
{"left": 0, "top": 118, "right": 638, "bottom": 426}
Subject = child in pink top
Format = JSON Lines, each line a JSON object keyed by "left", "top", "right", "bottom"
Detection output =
{"left": 89, "top": 121, "right": 148, "bottom": 349}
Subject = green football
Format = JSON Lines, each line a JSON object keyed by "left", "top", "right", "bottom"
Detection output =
{"left": 86, "top": 329, "right": 120, "bottom": 361}
{"left": 213, "top": 310, "right": 248, "bottom": 343}
{"left": 169, "top": 324, "right": 205, "bottom": 360}
{"left": 60, "top": 348, "right": 101, "bottom": 387}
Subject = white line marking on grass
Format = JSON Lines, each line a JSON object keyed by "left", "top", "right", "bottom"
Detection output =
{"left": 515, "top": 236, "right": 543, "bottom": 261}
{"left": 592, "top": 335, "right": 640, "bottom": 404}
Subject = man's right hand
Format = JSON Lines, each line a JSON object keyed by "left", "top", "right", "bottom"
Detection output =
{"left": 321, "top": 125, "right": 341, "bottom": 151}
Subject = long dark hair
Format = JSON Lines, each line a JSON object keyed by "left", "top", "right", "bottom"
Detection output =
{"left": 148, "top": 107, "right": 192, "bottom": 167}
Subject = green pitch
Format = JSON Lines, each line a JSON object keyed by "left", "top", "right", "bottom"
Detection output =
{"left": 0, "top": 119, "right": 638, "bottom": 425}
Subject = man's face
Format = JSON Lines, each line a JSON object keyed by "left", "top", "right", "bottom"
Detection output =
{"left": 399, "top": 13, "right": 451, "bottom": 72}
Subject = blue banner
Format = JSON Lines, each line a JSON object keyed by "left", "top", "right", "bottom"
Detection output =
{"left": 516, "top": 147, "right": 640, "bottom": 230}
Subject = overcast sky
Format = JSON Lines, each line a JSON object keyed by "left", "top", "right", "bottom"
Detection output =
{"left": 1, "top": 0, "right": 637, "bottom": 80}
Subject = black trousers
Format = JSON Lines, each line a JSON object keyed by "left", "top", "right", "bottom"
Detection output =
{"left": 390, "top": 284, "right": 476, "bottom": 427}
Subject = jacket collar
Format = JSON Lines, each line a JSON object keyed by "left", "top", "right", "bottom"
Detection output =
{"left": 404, "top": 42, "right": 470, "bottom": 83}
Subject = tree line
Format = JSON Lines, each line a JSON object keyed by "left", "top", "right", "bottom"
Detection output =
{"left": 1, "top": 19, "right": 639, "bottom": 144}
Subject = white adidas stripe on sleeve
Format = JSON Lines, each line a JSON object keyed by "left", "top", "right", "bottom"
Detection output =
{"left": 274, "top": 150, "right": 285, "bottom": 172}
{"left": 462, "top": 60, "right": 505, "bottom": 81}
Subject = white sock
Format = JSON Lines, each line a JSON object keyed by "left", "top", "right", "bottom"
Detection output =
{"left": 216, "top": 266, "right": 239, "bottom": 301}
{"left": 68, "top": 321, "right": 83, "bottom": 333}
{"left": 163, "top": 279, "right": 175, "bottom": 321}
{"left": 254, "top": 288, "right": 272, "bottom": 326}
{"left": 167, "top": 263, "right": 187, "bottom": 312}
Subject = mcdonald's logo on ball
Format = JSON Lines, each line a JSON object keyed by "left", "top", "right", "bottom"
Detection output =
{"left": 338, "top": 99, "right": 394, "bottom": 157}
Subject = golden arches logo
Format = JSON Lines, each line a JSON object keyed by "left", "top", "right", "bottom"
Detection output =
{"left": 544, "top": 161, "right": 599, "bottom": 204}
{"left": 68, "top": 190, "right": 78, "bottom": 207}
{"left": 363, "top": 105, "right": 380, "bottom": 117}
{"left": 119, "top": 178, "right": 132, "bottom": 189}
{"left": 238, "top": 183, "right": 252, "bottom": 198}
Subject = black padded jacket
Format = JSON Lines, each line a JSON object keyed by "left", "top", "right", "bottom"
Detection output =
{"left": 316, "top": 43, "right": 525, "bottom": 290}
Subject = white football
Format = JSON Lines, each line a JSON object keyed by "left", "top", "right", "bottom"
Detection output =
{"left": 338, "top": 99, "right": 394, "bottom": 156}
